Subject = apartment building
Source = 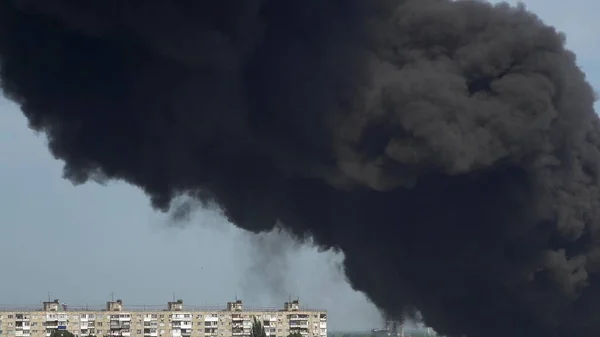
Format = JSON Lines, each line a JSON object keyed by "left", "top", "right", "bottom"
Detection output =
{"left": 0, "top": 299, "right": 327, "bottom": 337}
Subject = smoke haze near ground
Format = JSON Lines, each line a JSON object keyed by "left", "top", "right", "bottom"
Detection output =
{"left": 240, "top": 227, "right": 301, "bottom": 303}
{"left": 0, "top": 0, "right": 599, "bottom": 336}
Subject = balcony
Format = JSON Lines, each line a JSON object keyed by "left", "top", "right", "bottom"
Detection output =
{"left": 110, "top": 325, "right": 130, "bottom": 330}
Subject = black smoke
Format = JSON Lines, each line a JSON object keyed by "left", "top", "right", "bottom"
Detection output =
{"left": 0, "top": 0, "right": 599, "bottom": 336}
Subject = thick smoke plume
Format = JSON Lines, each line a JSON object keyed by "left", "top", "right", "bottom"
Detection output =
{"left": 0, "top": 0, "right": 599, "bottom": 336}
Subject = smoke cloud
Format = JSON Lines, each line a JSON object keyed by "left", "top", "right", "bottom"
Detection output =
{"left": 240, "top": 227, "right": 301, "bottom": 305}
{"left": 0, "top": 0, "right": 598, "bottom": 336}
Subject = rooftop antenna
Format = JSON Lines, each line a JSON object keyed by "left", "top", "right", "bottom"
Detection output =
{"left": 173, "top": 292, "right": 176, "bottom": 302}
{"left": 111, "top": 292, "right": 114, "bottom": 302}
{"left": 48, "top": 292, "right": 51, "bottom": 302}
{"left": 235, "top": 293, "right": 237, "bottom": 301}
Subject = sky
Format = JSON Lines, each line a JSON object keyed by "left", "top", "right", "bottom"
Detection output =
{"left": 0, "top": 0, "right": 598, "bottom": 332}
